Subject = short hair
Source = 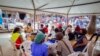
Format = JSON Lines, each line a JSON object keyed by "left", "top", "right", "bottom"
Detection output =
{"left": 56, "top": 32, "right": 63, "bottom": 40}
{"left": 46, "top": 25, "right": 48, "bottom": 27}
{"left": 67, "top": 25, "right": 72, "bottom": 28}
{"left": 41, "top": 24, "right": 44, "bottom": 27}
{"left": 28, "top": 23, "right": 31, "bottom": 26}
{"left": 55, "top": 28, "right": 59, "bottom": 33}
{"left": 31, "top": 33, "right": 37, "bottom": 35}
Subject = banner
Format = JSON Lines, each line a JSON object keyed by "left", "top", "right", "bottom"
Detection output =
{"left": 0, "top": 9, "right": 2, "bottom": 25}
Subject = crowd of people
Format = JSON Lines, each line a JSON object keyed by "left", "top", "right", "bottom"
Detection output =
{"left": 10, "top": 23, "right": 99, "bottom": 56}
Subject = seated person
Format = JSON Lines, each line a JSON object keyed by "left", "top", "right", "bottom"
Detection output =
{"left": 31, "top": 33, "right": 48, "bottom": 56}
{"left": 56, "top": 32, "right": 74, "bottom": 56}
{"left": 73, "top": 28, "right": 88, "bottom": 52}
{"left": 48, "top": 28, "right": 60, "bottom": 43}
{"left": 65, "top": 25, "right": 75, "bottom": 40}
{"left": 74, "top": 25, "right": 81, "bottom": 39}
{"left": 21, "top": 33, "right": 37, "bottom": 56}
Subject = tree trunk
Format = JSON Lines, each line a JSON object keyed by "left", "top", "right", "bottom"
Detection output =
{"left": 87, "top": 15, "right": 96, "bottom": 34}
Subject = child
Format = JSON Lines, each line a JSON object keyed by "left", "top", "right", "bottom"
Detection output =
{"left": 20, "top": 33, "right": 37, "bottom": 56}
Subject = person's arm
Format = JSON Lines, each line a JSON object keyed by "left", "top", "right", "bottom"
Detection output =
{"left": 31, "top": 44, "right": 33, "bottom": 56}
{"left": 30, "top": 27, "right": 33, "bottom": 32}
{"left": 76, "top": 37, "right": 88, "bottom": 47}
{"left": 19, "top": 35, "right": 24, "bottom": 42}
{"left": 73, "top": 36, "right": 88, "bottom": 48}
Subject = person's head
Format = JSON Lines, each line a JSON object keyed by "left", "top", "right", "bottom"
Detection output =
{"left": 28, "top": 23, "right": 31, "bottom": 26}
{"left": 46, "top": 25, "right": 48, "bottom": 28}
{"left": 67, "top": 25, "right": 72, "bottom": 28}
{"left": 41, "top": 24, "right": 44, "bottom": 28}
{"left": 51, "top": 26, "right": 55, "bottom": 31}
{"left": 55, "top": 28, "right": 59, "bottom": 33}
{"left": 34, "top": 33, "right": 45, "bottom": 44}
{"left": 40, "top": 29, "right": 45, "bottom": 34}
{"left": 66, "top": 27, "right": 72, "bottom": 33}
{"left": 75, "top": 25, "right": 80, "bottom": 32}
{"left": 52, "top": 26, "right": 54, "bottom": 29}
{"left": 31, "top": 33, "right": 37, "bottom": 41}
{"left": 13, "top": 27, "right": 20, "bottom": 33}
{"left": 56, "top": 32, "right": 63, "bottom": 40}
{"left": 58, "top": 24, "right": 62, "bottom": 29}
{"left": 26, "top": 34, "right": 31, "bottom": 40}
{"left": 80, "top": 28, "right": 87, "bottom": 35}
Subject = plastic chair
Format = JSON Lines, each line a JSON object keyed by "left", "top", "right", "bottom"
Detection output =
{"left": 87, "top": 41, "right": 95, "bottom": 56}
{"left": 68, "top": 41, "right": 93, "bottom": 56}
{"left": 92, "top": 41, "right": 100, "bottom": 56}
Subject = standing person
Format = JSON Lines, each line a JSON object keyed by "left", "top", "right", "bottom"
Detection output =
{"left": 20, "top": 33, "right": 37, "bottom": 56}
{"left": 65, "top": 25, "right": 75, "bottom": 40}
{"left": 58, "top": 24, "right": 63, "bottom": 33}
{"left": 51, "top": 28, "right": 59, "bottom": 38}
{"left": 48, "top": 28, "right": 60, "bottom": 43}
{"left": 56, "top": 32, "right": 74, "bottom": 56}
{"left": 75, "top": 25, "right": 81, "bottom": 33}
{"left": 43, "top": 25, "right": 48, "bottom": 34}
{"left": 11, "top": 27, "right": 23, "bottom": 49}
{"left": 31, "top": 33, "right": 48, "bottom": 56}
{"left": 24, "top": 23, "right": 33, "bottom": 33}
{"left": 49, "top": 26, "right": 55, "bottom": 38}
{"left": 74, "top": 25, "right": 81, "bottom": 39}
{"left": 50, "top": 26, "right": 55, "bottom": 33}
{"left": 40, "top": 24, "right": 44, "bottom": 30}
{"left": 73, "top": 28, "right": 88, "bottom": 52}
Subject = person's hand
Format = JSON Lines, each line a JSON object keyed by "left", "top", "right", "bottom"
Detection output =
{"left": 75, "top": 44, "right": 80, "bottom": 47}
{"left": 73, "top": 44, "right": 80, "bottom": 48}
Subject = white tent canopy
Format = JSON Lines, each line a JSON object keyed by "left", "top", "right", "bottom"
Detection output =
{"left": 0, "top": 0, "right": 100, "bottom": 15}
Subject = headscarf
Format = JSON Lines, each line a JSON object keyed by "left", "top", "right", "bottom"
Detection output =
{"left": 34, "top": 33, "right": 45, "bottom": 43}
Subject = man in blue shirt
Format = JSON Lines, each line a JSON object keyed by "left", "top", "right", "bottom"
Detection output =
{"left": 31, "top": 33, "right": 48, "bottom": 56}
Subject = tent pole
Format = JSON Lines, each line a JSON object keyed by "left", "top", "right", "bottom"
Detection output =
{"left": 32, "top": 0, "right": 36, "bottom": 31}
{"left": 36, "top": 3, "right": 49, "bottom": 9}
{"left": 66, "top": 0, "right": 76, "bottom": 25}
